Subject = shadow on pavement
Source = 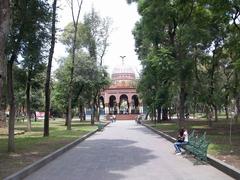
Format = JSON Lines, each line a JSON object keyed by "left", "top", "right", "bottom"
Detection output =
{"left": 72, "top": 139, "right": 156, "bottom": 180}
{"left": 25, "top": 139, "right": 156, "bottom": 180}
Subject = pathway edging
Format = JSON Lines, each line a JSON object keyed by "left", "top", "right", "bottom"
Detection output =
{"left": 142, "top": 123, "right": 240, "bottom": 179}
{"left": 4, "top": 122, "right": 110, "bottom": 180}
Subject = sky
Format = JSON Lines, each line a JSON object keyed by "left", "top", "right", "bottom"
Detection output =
{"left": 54, "top": 0, "right": 141, "bottom": 75}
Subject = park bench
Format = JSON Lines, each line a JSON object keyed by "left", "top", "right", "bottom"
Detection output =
{"left": 185, "top": 130, "right": 210, "bottom": 161}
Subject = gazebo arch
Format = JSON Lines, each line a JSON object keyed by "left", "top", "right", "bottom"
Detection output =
{"left": 119, "top": 94, "right": 129, "bottom": 114}
{"left": 99, "top": 96, "right": 105, "bottom": 115}
{"left": 131, "top": 95, "right": 139, "bottom": 114}
{"left": 109, "top": 95, "right": 117, "bottom": 114}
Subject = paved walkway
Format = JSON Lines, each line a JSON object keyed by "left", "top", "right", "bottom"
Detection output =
{"left": 25, "top": 121, "right": 233, "bottom": 180}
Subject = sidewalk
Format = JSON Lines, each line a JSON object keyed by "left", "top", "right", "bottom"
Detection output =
{"left": 24, "top": 121, "right": 233, "bottom": 180}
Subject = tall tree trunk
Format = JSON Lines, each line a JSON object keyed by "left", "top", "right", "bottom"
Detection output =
{"left": 157, "top": 107, "right": 161, "bottom": 123}
{"left": 162, "top": 107, "right": 168, "bottom": 121}
{"left": 224, "top": 93, "right": 229, "bottom": 122}
{"left": 235, "top": 96, "right": 240, "bottom": 122}
{"left": 225, "top": 105, "right": 229, "bottom": 121}
{"left": 22, "top": 103, "right": 25, "bottom": 116}
{"left": 153, "top": 106, "right": 156, "bottom": 124}
{"left": 96, "top": 96, "right": 100, "bottom": 122}
{"left": 26, "top": 70, "right": 32, "bottom": 131}
{"left": 213, "top": 105, "right": 218, "bottom": 122}
{"left": 34, "top": 111, "right": 37, "bottom": 122}
{"left": 67, "top": 96, "right": 72, "bottom": 130}
{"left": 179, "top": 80, "right": 186, "bottom": 127}
{"left": 83, "top": 108, "right": 86, "bottom": 121}
{"left": 0, "top": 0, "right": 10, "bottom": 128}
{"left": 91, "top": 103, "right": 95, "bottom": 125}
{"left": 94, "top": 91, "right": 100, "bottom": 122}
{"left": 67, "top": 0, "right": 83, "bottom": 130}
{"left": 208, "top": 50, "right": 218, "bottom": 124}
{"left": 206, "top": 105, "right": 212, "bottom": 127}
{"left": 193, "top": 99, "right": 196, "bottom": 119}
{"left": 6, "top": 2, "right": 25, "bottom": 151}
{"left": 7, "top": 60, "right": 16, "bottom": 152}
{"left": 96, "top": 105, "right": 100, "bottom": 122}
{"left": 65, "top": 107, "right": 68, "bottom": 126}
{"left": 234, "top": 71, "right": 240, "bottom": 122}
{"left": 79, "top": 103, "right": 83, "bottom": 121}
{"left": 152, "top": 107, "right": 155, "bottom": 122}
{"left": 44, "top": 0, "right": 57, "bottom": 137}
{"left": 76, "top": 85, "right": 84, "bottom": 121}
{"left": 145, "top": 111, "right": 149, "bottom": 120}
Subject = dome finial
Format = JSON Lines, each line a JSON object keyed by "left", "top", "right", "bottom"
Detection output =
{"left": 120, "top": 55, "right": 126, "bottom": 65}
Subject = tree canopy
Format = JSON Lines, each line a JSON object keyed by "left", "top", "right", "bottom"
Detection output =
{"left": 132, "top": 0, "right": 240, "bottom": 126}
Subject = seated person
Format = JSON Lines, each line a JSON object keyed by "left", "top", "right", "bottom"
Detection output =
{"left": 174, "top": 127, "right": 188, "bottom": 155}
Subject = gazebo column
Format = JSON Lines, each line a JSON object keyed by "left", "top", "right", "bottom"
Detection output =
{"left": 117, "top": 103, "right": 120, "bottom": 114}
{"left": 139, "top": 103, "right": 143, "bottom": 114}
{"left": 129, "top": 105, "right": 132, "bottom": 114}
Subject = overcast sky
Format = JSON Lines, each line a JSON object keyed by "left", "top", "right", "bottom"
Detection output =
{"left": 54, "top": 0, "right": 141, "bottom": 75}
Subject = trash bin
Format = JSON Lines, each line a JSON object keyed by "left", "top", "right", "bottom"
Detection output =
{"left": 98, "top": 123, "right": 104, "bottom": 131}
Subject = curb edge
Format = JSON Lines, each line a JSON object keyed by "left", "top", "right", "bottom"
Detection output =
{"left": 4, "top": 122, "right": 110, "bottom": 180}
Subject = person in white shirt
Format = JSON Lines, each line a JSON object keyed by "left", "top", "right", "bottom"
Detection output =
{"left": 112, "top": 114, "right": 116, "bottom": 122}
{"left": 174, "top": 128, "right": 188, "bottom": 155}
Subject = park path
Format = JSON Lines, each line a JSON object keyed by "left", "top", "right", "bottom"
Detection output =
{"left": 25, "top": 121, "right": 233, "bottom": 180}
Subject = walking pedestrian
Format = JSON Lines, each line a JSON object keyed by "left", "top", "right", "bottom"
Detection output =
{"left": 113, "top": 114, "right": 116, "bottom": 122}
{"left": 110, "top": 115, "right": 113, "bottom": 123}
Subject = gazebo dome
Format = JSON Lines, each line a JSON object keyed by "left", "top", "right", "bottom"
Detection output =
{"left": 110, "top": 64, "right": 136, "bottom": 88}
{"left": 112, "top": 66, "right": 135, "bottom": 74}
{"left": 112, "top": 64, "right": 136, "bottom": 80}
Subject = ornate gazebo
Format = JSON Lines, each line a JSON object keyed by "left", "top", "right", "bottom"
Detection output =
{"left": 100, "top": 63, "right": 143, "bottom": 118}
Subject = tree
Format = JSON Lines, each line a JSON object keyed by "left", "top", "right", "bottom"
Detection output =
{"left": 6, "top": 0, "right": 51, "bottom": 151}
{"left": 132, "top": 0, "right": 197, "bottom": 126}
{"left": 60, "top": 6, "right": 111, "bottom": 126}
{"left": 51, "top": 58, "right": 72, "bottom": 119}
{"left": 83, "top": 8, "right": 112, "bottom": 124}
{"left": 227, "top": 1, "right": 240, "bottom": 121}
{"left": 131, "top": 0, "right": 239, "bottom": 128}
{"left": 66, "top": 0, "right": 83, "bottom": 130}
{"left": 52, "top": 52, "right": 110, "bottom": 123}
{"left": 44, "top": 0, "right": 57, "bottom": 137}
{"left": 0, "top": 0, "right": 10, "bottom": 127}
{"left": 6, "top": 0, "right": 28, "bottom": 152}
{"left": 13, "top": 65, "right": 27, "bottom": 116}
{"left": 21, "top": 1, "right": 51, "bottom": 131}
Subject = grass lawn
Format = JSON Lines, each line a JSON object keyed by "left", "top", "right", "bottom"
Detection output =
{"left": 0, "top": 118, "right": 98, "bottom": 179}
{"left": 146, "top": 118, "right": 240, "bottom": 170}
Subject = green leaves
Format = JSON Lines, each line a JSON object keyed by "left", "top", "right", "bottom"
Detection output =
{"left": 133, "top": 0, "right": 240, "bottom": 120}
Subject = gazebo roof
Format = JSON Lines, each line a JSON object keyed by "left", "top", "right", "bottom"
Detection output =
{"left": 111, "top": 64, "right": 136, "bottom": 80}
{"left": 112, "top": 65, "right": 135, "bottom": 75}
